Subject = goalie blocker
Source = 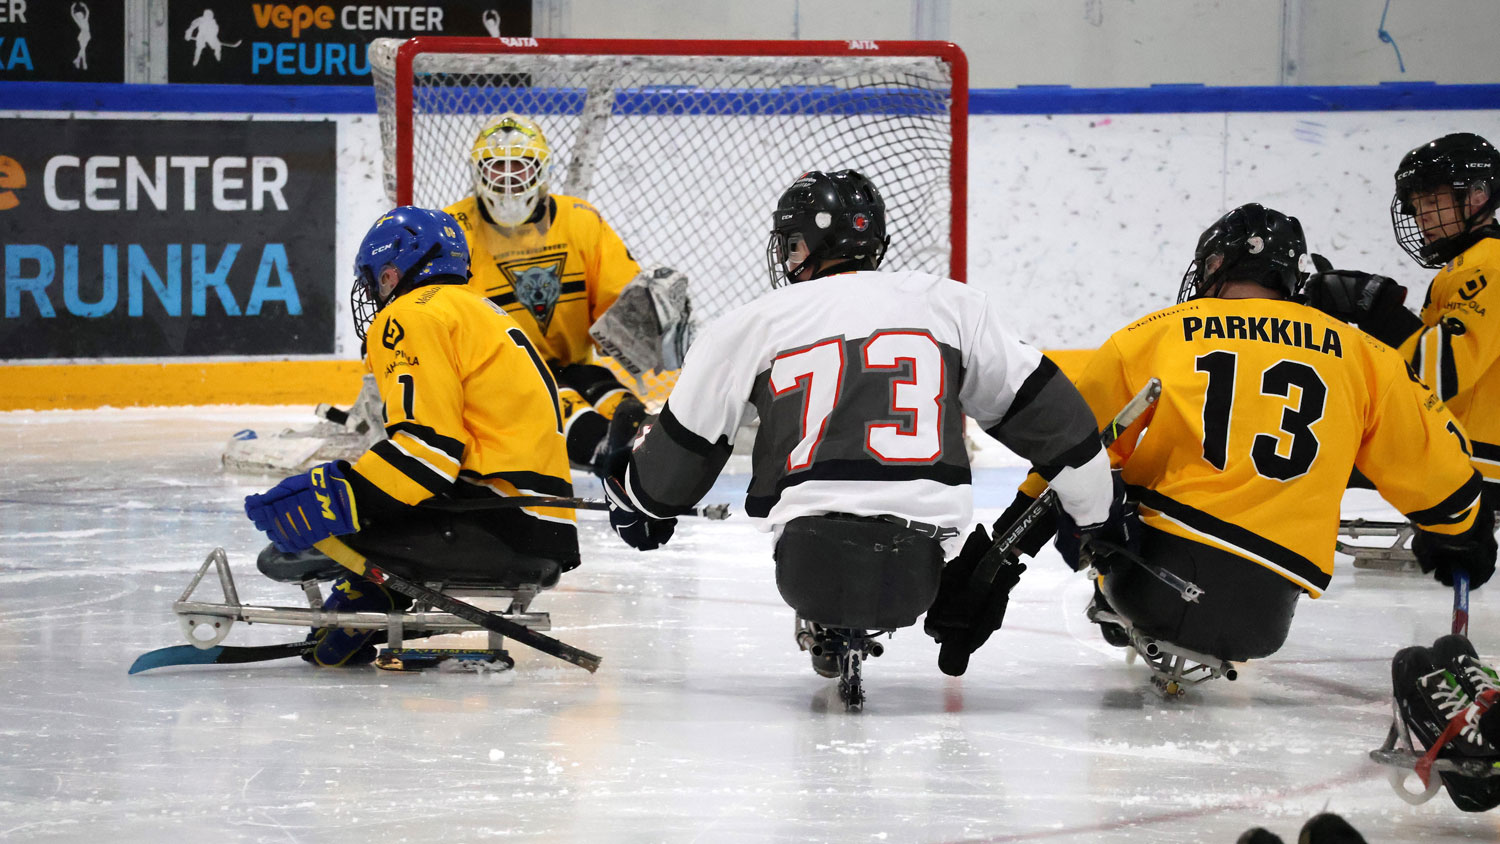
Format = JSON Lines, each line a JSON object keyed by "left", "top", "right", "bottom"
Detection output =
{"left": 589, "top": 265, "right": 696, "bottom": 383}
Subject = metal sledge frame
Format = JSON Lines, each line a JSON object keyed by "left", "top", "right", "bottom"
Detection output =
{"left": 1337, "top": 518, "right": 1417, "bottom": 572}
{"left": 1088, "top": 605, "right": 1238, "bottom": 697}
{"left": 173, "top": 548, "right": 552, "bottom": 653}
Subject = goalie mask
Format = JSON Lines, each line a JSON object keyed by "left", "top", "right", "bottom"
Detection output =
{"left": 1178, "top": 203, "right": 1309, "bottom": 303}
{"left": 1392, "top": 132, "right": 1500, "bottom": 269}
{"left": 351, "top": 206, "right": 470, "bottom": 341}
{"left": 766, "top": 169, "right": 889, "bottom": 288}
{"left": 470, "top": 113, "right": 552, "bottom": 227}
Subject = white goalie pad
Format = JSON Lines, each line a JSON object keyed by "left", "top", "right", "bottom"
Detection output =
{"left": 589, "top": 265, "right": 697, "bottom": 381}
{"left": 221, "top": 374, "right": 386, "bottom": 475}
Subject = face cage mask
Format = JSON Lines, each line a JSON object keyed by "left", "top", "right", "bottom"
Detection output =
{"left": 475, "top": 153, "right": 548, "bottom": 227}
{"left": 351, "top": 271, "right": 380, "bottom": 342}
{"left": 766, "top": 231, "right": 811, "bottom": 289}
{"left": 1390, "top": 183, "right": 1493, "bottom": 269}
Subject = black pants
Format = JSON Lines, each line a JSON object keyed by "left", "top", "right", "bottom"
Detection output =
{"left": 773, "top": 514, "right": 944, "bottom": 630}
{"left": 262, "top": 504, "right": 578, "bottom": 590}
{"left": 1102, "top": 526, "right": 1302, "bottom": 662}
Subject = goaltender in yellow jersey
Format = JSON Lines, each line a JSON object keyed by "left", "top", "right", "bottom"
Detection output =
{"left": 443, "top": 113, "right": 646, "bottom": 468}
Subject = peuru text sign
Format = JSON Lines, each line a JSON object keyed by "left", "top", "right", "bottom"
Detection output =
{"left": 167, "top": 0, "right": 531, "bottom": 84}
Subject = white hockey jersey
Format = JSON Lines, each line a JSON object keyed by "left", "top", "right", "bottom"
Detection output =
{"left": 618, "top": 270, "right": 1112, "bottom": 547}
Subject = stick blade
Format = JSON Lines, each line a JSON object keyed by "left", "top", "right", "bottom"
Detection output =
{"left": 129, "top": 644, "right": 226, "bottom": 674}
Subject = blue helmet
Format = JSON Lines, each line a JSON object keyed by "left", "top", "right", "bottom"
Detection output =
{"left": 351, "top": 206, "right": 471, "bottom": 340}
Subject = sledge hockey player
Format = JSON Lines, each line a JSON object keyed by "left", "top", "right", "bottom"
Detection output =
{"left": 243, "top": 206, "right": 580, "bottom": 667}
{"left": 597, "top": 169, "right": 1122, "bottom": 706}
{"left": 445, "top": 113, "right": 693, "bottom": 470}
{"left": 1304, "top": 133, "right": 1500, "bottom": 515}
{"left": 1019, "top": 204, "right": 1494, "bottom": 676}
{"left": 1385, "top": 633, "right": 1500, "bottom": 811}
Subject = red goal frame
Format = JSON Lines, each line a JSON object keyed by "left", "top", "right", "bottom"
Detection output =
{"left": 386, "top": 37, "right": 969, "bottom": 282}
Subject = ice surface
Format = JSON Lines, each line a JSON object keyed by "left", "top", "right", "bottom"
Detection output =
{"left": 2, "top": 407, "right": 1498, "bottom": 842}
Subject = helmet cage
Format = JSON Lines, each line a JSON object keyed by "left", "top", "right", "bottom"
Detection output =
{"left": 764, "top": 170, "right": 888, "bottom": 289}
{"left": 471, "top": 115, "right": 552, "bottom": 227}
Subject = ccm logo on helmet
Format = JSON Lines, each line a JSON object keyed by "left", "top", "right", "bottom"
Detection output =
{"left": 0, "top": 155, "right": 25, "bottom": 211}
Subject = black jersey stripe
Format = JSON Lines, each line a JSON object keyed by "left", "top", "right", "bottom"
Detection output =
{"left": 1403, "top": 470, "right": 1483, "bottom": 526}
{"left": 745, "top": 460, "right": 973, "bottom": 518}
{"left": 657, "top": 403, "right": 734, "bottom": 457}
{"left": 1129, "top": 485, "right": 1330, "bottom": 592}
{"left": 385, "top": 421, "right": 465, "bottom": 464}
{"left": 1438, "top": 327, "right": 1460, "bottom": 402}
{"left": 371, "top": 439, "right": 455, "bottom": 495}
{"left": 458, "top": 469, "right": 574, "bottom": 498}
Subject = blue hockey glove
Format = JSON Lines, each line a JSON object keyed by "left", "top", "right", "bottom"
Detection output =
{"left": 244, "top": 461, "right": 360, "bottom": 553}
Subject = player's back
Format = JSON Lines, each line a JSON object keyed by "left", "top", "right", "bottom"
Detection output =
{"left": 694, "top": 270, "right": 1016, "bottom": 531}
{"left": 360, "top": 283, "right": 573, "bottom": 511}
{"left": 1089, "top": 296, "right": 1471, "bottom": 595}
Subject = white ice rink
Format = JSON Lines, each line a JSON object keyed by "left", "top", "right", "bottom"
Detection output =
{"left": 3, "top": 406, "right": 1499, "bottom": 843}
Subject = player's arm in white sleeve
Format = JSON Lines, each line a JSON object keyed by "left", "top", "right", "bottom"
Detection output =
{"left": 957, "top": 294, "right": 1112, "bottom": 527}
{"left": 618, "top": 311, "right": 754, "bottom": 518}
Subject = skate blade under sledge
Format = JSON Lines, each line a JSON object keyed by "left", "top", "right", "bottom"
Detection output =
{"left": 798, "top": 622, "right": 888, "bottom": 712}
{"left": 170, "top": 547, "right": 551, "bottom": 654}
{"left": 1090, "top": 606, "right": 1237, "bottom": 696}
{"left": 376, "top": 647, "right": 515, "bottom": 673}
{"left": 1337, "top": 519, "right": 1418, "bottom": 573}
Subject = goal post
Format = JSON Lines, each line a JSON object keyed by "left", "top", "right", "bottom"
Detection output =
{"left": 371, "top": 37, "right": 967, "bottom": 401}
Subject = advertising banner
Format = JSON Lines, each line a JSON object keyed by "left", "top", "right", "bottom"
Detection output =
{"left": 0, "top": 0, "right": 124, "bottom": 82}
{"left": 167, "top": 0, "right": 531, "bottom": 84}
{"left": 0, "top": 118, "right": 337, "bottom": 359}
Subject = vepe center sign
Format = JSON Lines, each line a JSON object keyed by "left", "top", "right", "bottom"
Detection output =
{"left": 167, "top": 1, "right": 531, "bottom": 84}
{"left": 0, "top": 118, "right": 337, "bottom": 359}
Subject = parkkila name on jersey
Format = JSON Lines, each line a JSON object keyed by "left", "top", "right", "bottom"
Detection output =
{"left": 1182, "top": 314, "right": 1343, "bottom": 358}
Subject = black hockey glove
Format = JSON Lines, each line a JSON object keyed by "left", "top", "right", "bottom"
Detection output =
{"left": 991, "top": 490, "right": 1058, "bottom": 558}
{"left": 1413, "top": 505, "right": 1497, "bottom": 590}
{"left": 924, "top": 524, "right": 1027, "bottom": 677}
{"left": 1301, "top": 270, "right": 1423, "bottom": 348}
{"left": 1054, "top": 473, "right": 1139, "bottom": 575}
{"left": 597, "top": 413, "right": 677, "bottom": 552}
{"left": 591, "top": 396, "right": 648, "bottom": 480}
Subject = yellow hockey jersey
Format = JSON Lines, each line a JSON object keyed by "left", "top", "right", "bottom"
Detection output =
{"left": 444, "top": 194, "right": 641, "bottom": 369}
{"left": 352, "top": 282, "right": 575, "bottom": 525}
{"left": 1069, "top": 297, "right": 1481, "bottom": 597}
{"left": 1401, "top": 236, "right": 1500, "bottom": 491}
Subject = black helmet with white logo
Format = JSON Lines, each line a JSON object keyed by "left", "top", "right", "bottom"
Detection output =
{"left": 766, "top": 169, "right": 889, "bottom": 288}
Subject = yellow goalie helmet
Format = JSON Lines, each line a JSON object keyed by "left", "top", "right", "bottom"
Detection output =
{"left": 470, "top": 113, "right": 552, "bottom": 226}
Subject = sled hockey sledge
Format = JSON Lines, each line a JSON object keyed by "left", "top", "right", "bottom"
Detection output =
{"left": 1088, "top": 604, "right": 1238, "bottom": 697}
{"left": 795, "top": 620, "right": 888, "bottom": 712}
{"left": 1337, "top": 518, "right": 1418, "bottom": 572}
{"left": 156, "top": 546, "right": 556, "bottom": 671}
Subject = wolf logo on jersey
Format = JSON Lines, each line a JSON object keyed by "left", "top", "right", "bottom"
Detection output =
{"left": 510, "top": 261, "right": 565, "bottom": 331}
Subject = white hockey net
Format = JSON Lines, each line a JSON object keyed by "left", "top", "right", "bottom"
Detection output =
{"left": 371, "top": 38, "right": 966, "bottom": 400}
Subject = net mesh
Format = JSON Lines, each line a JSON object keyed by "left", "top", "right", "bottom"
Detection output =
{"left": 372, "top": 40, "right": 958, "bottom": 404}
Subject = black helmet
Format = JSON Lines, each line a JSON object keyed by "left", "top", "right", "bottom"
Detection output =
{"left": 766, "top": 169, "right": 889, "bottom": 288}
{"left": 1391, "top": 132, "right": 1500, "bottom": 268}
{"left": 1178, "top": 203, "right": 1308, "bottom": 303}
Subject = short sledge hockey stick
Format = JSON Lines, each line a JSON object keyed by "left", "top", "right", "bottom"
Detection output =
{"left": 313, "top": 536, "right": 602, "bottom": 673}
{"left": 970, "top": 377, "right": 1163, "bottom": 589}
{"left": 424, "top": 496, "right": 730, "bottom": 520}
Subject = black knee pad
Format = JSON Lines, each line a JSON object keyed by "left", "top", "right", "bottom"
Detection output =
{"left": 773, "top": 514, "right": 943, "bottom": 630}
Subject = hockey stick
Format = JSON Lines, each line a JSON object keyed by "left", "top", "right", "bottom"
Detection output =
{"left": 423, "top": 496, "right": 730, "bottom": 520}
{"left": 128, "top": 629, "right": 437, "bottom": 674}
{"left": 969, "top": 377, "right": 1163, "bottom": 590}
{"left": 313, "top": 536, "right": 602, "bottom": 673}
{"left": 1453, "top": 569, "right": 1470, "bottom": 637}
